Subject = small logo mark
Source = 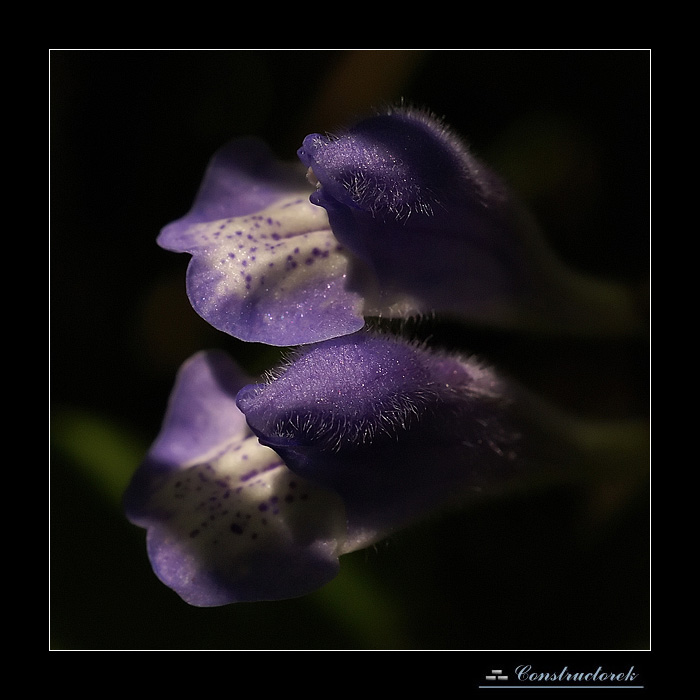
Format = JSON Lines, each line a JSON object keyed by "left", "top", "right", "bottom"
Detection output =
{"left": 485, "top": 670, "right": 509, "bottom": 681}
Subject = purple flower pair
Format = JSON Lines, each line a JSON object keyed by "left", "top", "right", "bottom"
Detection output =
{"left": 125, "top": 107, "right": 620, "bottom": 606}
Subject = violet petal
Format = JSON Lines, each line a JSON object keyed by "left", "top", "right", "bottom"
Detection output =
{"left": 158, "top": 139, "right": 365, "bottom": 346}
{"left": 124, "top": 350, "right": 347, "bottom": 606}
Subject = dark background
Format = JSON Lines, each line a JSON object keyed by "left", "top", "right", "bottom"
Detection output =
{"left": 50, "top": 50, "right": 649, "bottom": 652}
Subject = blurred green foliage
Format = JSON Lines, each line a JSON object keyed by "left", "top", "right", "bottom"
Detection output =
{"left": 52, "top": 409, "right": 146, "bottom": 507}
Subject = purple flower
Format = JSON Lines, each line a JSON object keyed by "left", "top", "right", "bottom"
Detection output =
{"left": 160, "top": 107, "right": 639, "bottom": 345}
{"left": 125, "top": 332, "right": 526, "bottom": 605}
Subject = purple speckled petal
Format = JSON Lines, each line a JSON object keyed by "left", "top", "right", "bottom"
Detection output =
{"left": 158, "top": 140, "right": 365, "bottom": 346}
{"left": 124, "top": 350, "right": 347, "bottom": 606}
{"left": 173, "top": 196, "right": 364, "bottom": 346}
{"left": 237, "top": 332, "right": 523, "bottom": 551}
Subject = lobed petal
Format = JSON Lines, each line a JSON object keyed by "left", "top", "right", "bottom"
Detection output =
{"left": 159, "top": 138, "right": 310, "bottom": 237}
{"left": 158, "top": 139, "right": 365, "bottom": 346}
{"left": 124, "top": 350, "right": 348, "bottom": 606}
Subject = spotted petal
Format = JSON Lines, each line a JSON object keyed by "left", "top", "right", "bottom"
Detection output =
{"left": 124, "top": 350, "right": 348, "bottom": 606}
{"left": 158, "top": 139, "right": 365, "bottom": 346}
